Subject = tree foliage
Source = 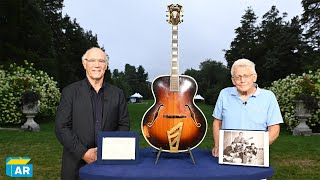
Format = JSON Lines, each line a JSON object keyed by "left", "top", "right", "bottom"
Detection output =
{"left": 256, "top": 6, "right": 304, "bottom": 86}
{"left": 268, "top": 69, "right": 320, "bottom": 130}
{"left": 301, "top": 0, "right": 320, "bottom": 49}
{"left": 300, "top": 0, "right": 320, "bottom": 73}
{"left": 204, "top": 2, "right": 320, "bottom": 105}
{"left": 224, "top": 5, "right": 318, "bottom": 87}
{"left": 0, "top": 0, "right": 55, "bottom": 68}
{"left": 225, "top": 7, "right": 258, "bottom": 68}
{"left": 0, "top": 0, "right": 108, "bottom": 88}
{"left": 184, "top": 59, "right": 230, "bottom": 105}
{"left": 112, "top": 64, "right": 151, "bottom": 99}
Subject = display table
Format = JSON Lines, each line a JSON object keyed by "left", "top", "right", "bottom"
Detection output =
{"left": 80, "top": 148, "right": 273, "bottom": 180}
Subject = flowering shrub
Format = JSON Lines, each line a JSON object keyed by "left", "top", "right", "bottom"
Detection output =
{"left": 0, "top": 61, "right": 61, "bottom": 125}
{"left": 267, "top": 69, "right": 320, "bottom": 130}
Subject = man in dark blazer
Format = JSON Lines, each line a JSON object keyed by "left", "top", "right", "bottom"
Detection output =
{"left": 55, "top": 47, "right": 130, "bottom": 180}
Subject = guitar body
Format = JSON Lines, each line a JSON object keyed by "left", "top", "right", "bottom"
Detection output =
{"left": 141, "top": 75, "right": 207, "bottom": 152}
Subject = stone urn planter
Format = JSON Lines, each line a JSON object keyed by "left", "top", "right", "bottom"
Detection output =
{"left": 293, "top": 100, "right": 312, "bottom": 136}
{"left": 21, "top": 91, "right": 40, "bottom": 131}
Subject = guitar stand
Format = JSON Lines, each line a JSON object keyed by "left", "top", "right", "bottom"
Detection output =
{"left": 187, "top": 147, "right": 196, "bottom": 165}
{"left": 154, "top": 147, "right": 196, "bottom": 165}
{"left": 155, "top": 147, "right": 162, "bottom": 165}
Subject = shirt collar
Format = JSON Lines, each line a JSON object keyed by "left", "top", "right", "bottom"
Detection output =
{"left": 253, "top": 83, "right": 261, "bottom": 97}
{"left": 85, "top": 78, "right": 106, "bottom": 92}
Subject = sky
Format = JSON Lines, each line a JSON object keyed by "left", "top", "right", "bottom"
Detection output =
{"left": 63, "top": 0, "right": 303, "bottom": 81}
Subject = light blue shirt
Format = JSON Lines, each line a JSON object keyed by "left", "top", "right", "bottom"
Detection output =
{"left": 212, "top": 85, "right": 283, "bottom": 130}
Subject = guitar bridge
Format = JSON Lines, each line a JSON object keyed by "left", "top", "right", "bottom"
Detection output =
{"left": 163, "top": 115, "right": 186, "bottom": 118}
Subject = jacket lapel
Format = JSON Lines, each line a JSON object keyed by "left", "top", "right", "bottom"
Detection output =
{"left": 80, "top": 79, "right": 94, "bottom": 138}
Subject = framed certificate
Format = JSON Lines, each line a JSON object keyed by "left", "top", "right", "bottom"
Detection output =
{"left": 218, "top": 129, "right": 269, "bottom": 167}
{"left": 97, "top": 131, "right": 140, "bottom": 165}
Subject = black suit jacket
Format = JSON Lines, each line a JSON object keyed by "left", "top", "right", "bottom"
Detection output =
{"left": 55, "top": 79, "right": 130, "bottom": 180}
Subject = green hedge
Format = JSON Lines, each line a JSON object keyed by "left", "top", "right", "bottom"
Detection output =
{"left": 0, "top": 61, "right": 60, "bottom": 125}
{"left": 268, "top": 69, "right": 320, "bottom": 130}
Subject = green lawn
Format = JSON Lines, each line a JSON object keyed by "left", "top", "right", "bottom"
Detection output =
{"left": 0, "top": 100, "right": 319, "bottom": 179}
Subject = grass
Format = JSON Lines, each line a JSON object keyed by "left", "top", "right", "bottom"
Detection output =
{"left": 0, "top": 100, "right": 319, "bottom": 179}
{"left": 270, "top": 130, "right": 320, "bottom": 179}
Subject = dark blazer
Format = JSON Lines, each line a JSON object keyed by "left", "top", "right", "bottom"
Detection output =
{"left": 55, "top": 79, "right": 130, "bottom": 180}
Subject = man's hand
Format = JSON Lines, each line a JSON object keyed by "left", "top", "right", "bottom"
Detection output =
{"left": 212, "top": 118, "right": 222, "bottom": 157}
{"left": 82, "top": 147, "right": 97, "bottom": 164}
{"left": 212, "top": 147, "right": 219, "bottom": 157}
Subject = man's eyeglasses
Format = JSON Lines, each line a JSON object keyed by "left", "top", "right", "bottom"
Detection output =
{"left": 85, "top": 58, "right": 107, "bottom": 64}
{"left": 232, "top": 74, "right": 254, "bottom": 81}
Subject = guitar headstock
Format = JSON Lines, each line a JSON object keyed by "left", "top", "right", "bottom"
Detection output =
{"left": 166, "top": 4, "right": 183, "bottom": 25}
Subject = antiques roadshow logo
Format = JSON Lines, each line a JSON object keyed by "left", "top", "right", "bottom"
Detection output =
{"left": 6, "top": 157, "right": 33, "bottom": 177}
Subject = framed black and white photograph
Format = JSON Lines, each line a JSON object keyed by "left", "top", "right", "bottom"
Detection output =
{"left": 218, "top": 129, "right": 269, "bottom": 167}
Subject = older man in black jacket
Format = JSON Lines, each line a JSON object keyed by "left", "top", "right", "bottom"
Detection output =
{"left": 55, "top": 47, "right": 130, "bottom": 180}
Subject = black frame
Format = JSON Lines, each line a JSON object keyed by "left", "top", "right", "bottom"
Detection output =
{"left": 218, "top": 129, "right": 269, "bottom": 167}
{"left": 97, "top": 131, "right": 140, "bottom": 165}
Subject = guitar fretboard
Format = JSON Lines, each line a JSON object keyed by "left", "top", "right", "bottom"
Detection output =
{"left": 170, "top": 25, "right": 179, "bottom": 91}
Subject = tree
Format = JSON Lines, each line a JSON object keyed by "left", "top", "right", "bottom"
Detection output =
{"left": 124, "top": 64, "right": 137, "bottom": 96}
{"left": 256, "top": 6, "right": 303, "bottom": 86}
{"left": 137, "top": 65, "right": 148, "bottom": 82}
{"left": 136, "top": 66, "right": 151, "bottom": 99}
{"left": 112, "top": 69, "right": 120, "bottom": 78}
{"left": 35, "top": 0, "right": 63, "bottom": 56}
{"left": 112, "top": 69, "right": 131, "bottom": 98}
{"left": 225, "top": 6, "right": 305, "bottom": 87}
{"left": 184, "top": 59, "right": 230, "bottom": 105}
{"left": 225, "top": 7, "right": 258, "bottom": 69}
{"left": 300, "top": 0, "right": 320, "bottom": 72}
{"left": 0, "top": 0, "right": 104, "bottom": 89}
{"left": 111, "top": 64, "right": 151, "bottom": 99}
{"left": 0, "top": 0, "right": 54, "bottom": 67}
{"left": 301, "top": 0, "right": 320, "bottom": 49}
{"left": 123, "top": 64, "right": 151, "bottom": 99}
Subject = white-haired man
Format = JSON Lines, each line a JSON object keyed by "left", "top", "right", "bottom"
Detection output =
{"left": 212, "top": 58, "right": 283, "bottom": 157}
{"left": 55, "top": 47, "right": 130, "bottom": 179}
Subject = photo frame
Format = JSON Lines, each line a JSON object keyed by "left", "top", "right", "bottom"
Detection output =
{"left": 97, "top": 131, "right": 140, "bottom": 165}
{"left": 218, "top": 129, "right": 269, "bottom": 167}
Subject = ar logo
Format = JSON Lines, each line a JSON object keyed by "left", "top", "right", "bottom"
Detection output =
{"left": 6, "top": 157, "right": 33, "bottom": 177}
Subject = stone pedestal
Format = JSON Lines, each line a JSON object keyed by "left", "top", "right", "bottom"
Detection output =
{"left": 293, "top": 100, "right": 312, "bottom": 136}
{"left": 293, "top": 118, "right": 312, "bottom": 136}
{"left": 21, "top": 103, "right": 40, "bottom": 132}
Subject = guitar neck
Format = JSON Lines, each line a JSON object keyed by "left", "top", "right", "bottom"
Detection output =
{"left": 170, "top": 25, "right": 179, "bottom": 91}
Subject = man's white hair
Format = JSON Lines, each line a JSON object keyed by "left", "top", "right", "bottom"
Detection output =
{"left": 81, "top": 47, "right": 109, "bottom": 64}
{"left": 230, "top": 58, "right": 256, "bottom": 76}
